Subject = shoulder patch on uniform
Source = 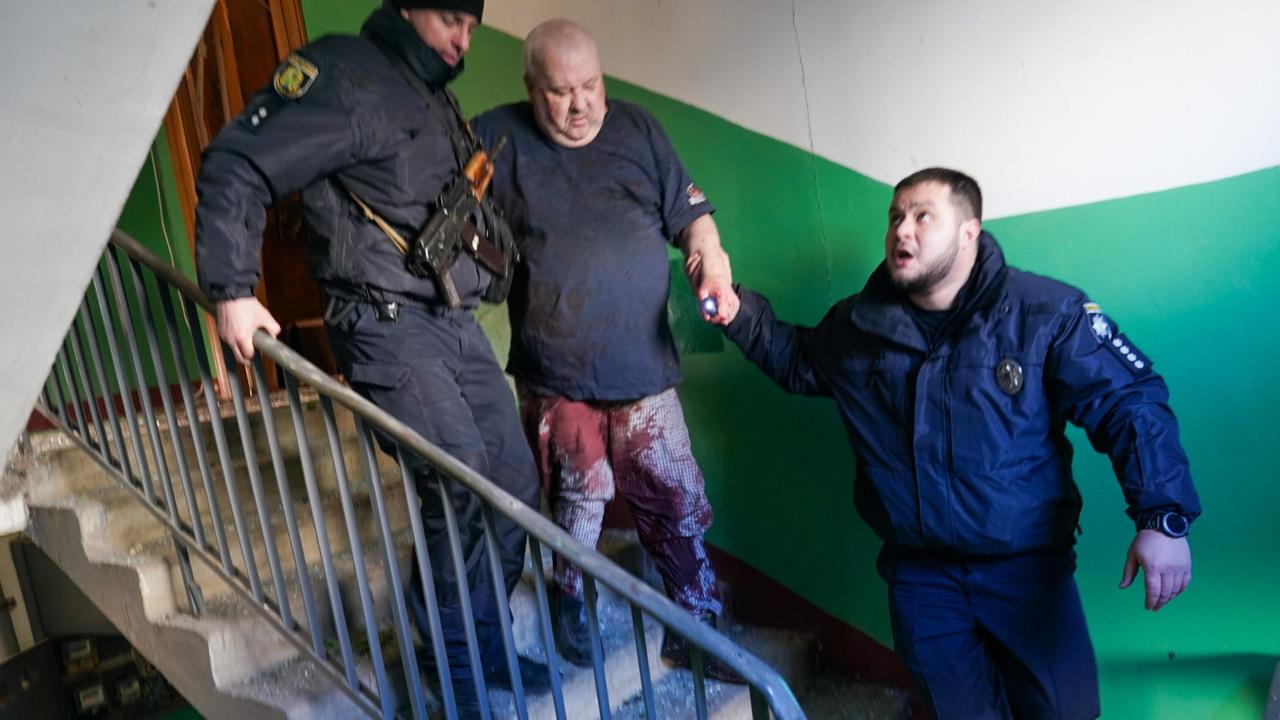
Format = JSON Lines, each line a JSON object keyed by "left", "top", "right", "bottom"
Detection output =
{"left": 273, "top": 53, "right": 318, "bottom": 100}
{"left": 685, "top": 183, "right": 707, "bottom": 206}
{"left": 1103, "top": 332, "right": 1153, "bottom": 376}
{"left": 1083, "top": 302, "right": 1112, "bottom": 344}
{"left": 239, "top": 93, "right": 286, "bottom": 133}
{"left": 1085, "top": 301, "right": 1154, "bottom": 376}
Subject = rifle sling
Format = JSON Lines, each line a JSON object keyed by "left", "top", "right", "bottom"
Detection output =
{"left": 344, "top": 186, "right": 506, "bottom": 276}
{"left": 345, "top": 189, "right": 409, "bottom": 254}
{"left": 343, "top": 40, "right": 507, "bottom": 281}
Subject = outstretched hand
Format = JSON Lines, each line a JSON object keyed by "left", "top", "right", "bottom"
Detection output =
{"left": 215, "top": 297, "right": 280, "bottom": 364}
{"left": 1119, "top": 530, "right": 1191, "bottom": 611}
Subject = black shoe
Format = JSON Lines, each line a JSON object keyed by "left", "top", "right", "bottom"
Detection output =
{"left": 484, "top": 655, "right": 554, "bottom": 695}
{"left": 660, "top": 615, "right": 748, "bottom": 685}
{"left": 555, "top": 592, "right": 596, "bottom": 667}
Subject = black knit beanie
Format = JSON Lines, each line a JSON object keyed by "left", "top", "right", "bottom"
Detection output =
{"left": 392, "top": 0, "right": 484, "bottom": 22}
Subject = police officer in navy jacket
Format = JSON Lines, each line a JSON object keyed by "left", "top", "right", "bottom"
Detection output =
{"left": 722, "top": 167, "right": 1200, "bottom": 719}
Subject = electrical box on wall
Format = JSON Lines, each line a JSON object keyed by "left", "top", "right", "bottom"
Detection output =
{"left": 0, "top": 640, "right": 74, "bottom": 719}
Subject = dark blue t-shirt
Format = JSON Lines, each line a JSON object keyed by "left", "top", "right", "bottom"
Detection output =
{"left": 472, "top": 100, "right": 714, "bottom": 401}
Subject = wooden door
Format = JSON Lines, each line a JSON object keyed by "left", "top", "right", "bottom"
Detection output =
{"left": 163, "top": 0, "right": 335, "bottom": 397}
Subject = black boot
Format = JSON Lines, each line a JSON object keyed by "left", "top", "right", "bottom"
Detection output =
{"left": 660, "top": 614, "right": 747, "bottom": 685}
{"left": 555, "top": 592, "right": 596, "bottom": 667}
{"left": 484, "top": 655, "right": 554, "bottom": 695}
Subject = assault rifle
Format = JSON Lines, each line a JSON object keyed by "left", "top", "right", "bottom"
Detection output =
{"left": 407, "top": 136, "right": 510, "bottom": 308}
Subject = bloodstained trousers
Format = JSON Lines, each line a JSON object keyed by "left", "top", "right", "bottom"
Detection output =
{"left": 519, "top": 386, "right": 722, "bottom": 618}
{"left": 327, "top": 299, "right": 541, "bottom": 685}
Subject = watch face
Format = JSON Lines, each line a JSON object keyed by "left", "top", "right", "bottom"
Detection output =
{"left": 1162, "top": 512, "right": 1190, "bottom": 537}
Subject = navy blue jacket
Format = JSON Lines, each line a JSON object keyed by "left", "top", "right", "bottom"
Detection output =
{"left": 726, "top": 232, "right": 1200, "bottom": 556}
{"left": 195, "top": 13, "right": 491, "bottom": 306}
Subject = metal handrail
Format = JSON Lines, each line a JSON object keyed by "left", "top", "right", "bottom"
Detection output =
{"left": 33, "top": 228, "right": 807, "bottom": 720}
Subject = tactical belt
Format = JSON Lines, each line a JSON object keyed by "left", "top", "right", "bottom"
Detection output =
{"left": 323, "top": 282, "right": 468, "bottom": 326}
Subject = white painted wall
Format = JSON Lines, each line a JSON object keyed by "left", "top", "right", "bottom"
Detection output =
{"left": 0, "top": 1, "right": 216, "bottom": 459}
{"left": 486, "top": 0, "right": 1280, "bottom": 218}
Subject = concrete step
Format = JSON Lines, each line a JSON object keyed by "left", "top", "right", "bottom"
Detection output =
{"left": 21, "top": 501, "right": 364, "bottom": 720}
{"left": 226, "top": 653, "right": 369, "bottom": 720}
{"left": 611, "top": 623, "right": 815, "bottom": 720}
{"left": 792, "top": 672, "right": 912, "bottom": 720}
{"left": 489, "top": 585, "right": 674, "bottom": 720}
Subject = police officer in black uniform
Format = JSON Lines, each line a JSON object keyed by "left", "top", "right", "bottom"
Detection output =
{"left": 193, "top": 0, "right": 548, "bottom": 714}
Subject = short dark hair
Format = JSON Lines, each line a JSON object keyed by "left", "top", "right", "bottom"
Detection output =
{"left": 894, "top": 167, "right": 982, "bottom": 221}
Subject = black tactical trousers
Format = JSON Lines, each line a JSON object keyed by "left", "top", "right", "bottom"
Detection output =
{"left": 326, "top": 297, "right": 540, "bottom": 688}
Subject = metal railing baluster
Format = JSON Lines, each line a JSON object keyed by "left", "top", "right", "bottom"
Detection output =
{"left": 750, "top": 687, "right": 769, "bottom": 719}
{"left": 354, "top": 423, "right": 426, "bottom": 720}
{"left": 692, "top": 647, "right": 709, "bottom": 720}
{"left": 106, "top": 247, "right": 166, "bottom": 506}
{"left": 125, "top": 257, "right": 205, "bottom": 614}
{"left": 67, "top": 314, "right": 108, "bottom": 456}
{"left": 226, "top": 355, "right": 288, "bottom": 617}
{"left": 436, "top": 474, "right": 490, "bottom": 720}
{"left": 584, "top": 575, "right": 611, "bottom": 720}
{"left": 631, "top": 603, "right": 657, "bottom": 719}
{"left": 319, "top": 397, "right": 394, "bottom": 717}
{"left": 251, "top": 357, "right": 319, "bottom": 641}
{"left": 527, "top": 538, "right": 567, "bottom": 720}
{"left": 40, "top": 379, "right": 54, "bottom": 415}
{"left": 130, "top": 262, "right": 204, "bottom": 542}
{"left": 47, "top": 355, "right": 70, "bottom": 428}
{"left": 284, "top": 374, "right": 351, "bottom": 664}
{"left": 158, "top": 281, "right": 219, "bottom": 552}
{"left": 57, "top": 343, "right": 89, "bottom": 441}
{"left": 94, "top": 265, "right": 152, "bottom": 494}
{"left": 179, "top": 298, "right": 246, "bottom": 579}
{"left": 78, "top": 297, "right": 130, "bottom": 479}
{"left": 480, "top": 504, "right": 526, "bottom": 720}
{"left": 396, "top": 447, "right": 456, "bottom": 718}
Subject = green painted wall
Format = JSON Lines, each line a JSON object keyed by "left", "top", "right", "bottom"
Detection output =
{"left": 263, "top": 5, "right": 1280, "bottom": 716}
{"left": 117, "top": 132, "right": 194, "bottom": 280}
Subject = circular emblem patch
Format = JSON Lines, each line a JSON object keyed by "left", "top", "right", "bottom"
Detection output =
{"left": 996, "top": 358, "right": 1024, "bottom": 395}
{"left": 273, "top": 53, "right": 318, "bottom": 100}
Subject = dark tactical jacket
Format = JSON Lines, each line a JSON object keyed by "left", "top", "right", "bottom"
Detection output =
{"left": 727, "top": 232, "right": 1200, "bottom": 556}
{"left": 195, "top": 19, "right": 491, "bottom": 307}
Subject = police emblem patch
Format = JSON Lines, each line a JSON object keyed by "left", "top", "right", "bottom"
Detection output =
{"left": 1083, "top": 302, "right": 1113, "bottom": 344}
{"left": 996, "top": 358, "right": 1024, "bottom": 395}
{"left": 273, "top": 53, "right": 318, "bottom": 100}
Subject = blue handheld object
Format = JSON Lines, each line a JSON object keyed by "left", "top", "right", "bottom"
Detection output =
{"left": 700, "top": 296, "right": 719, "bottom": 317}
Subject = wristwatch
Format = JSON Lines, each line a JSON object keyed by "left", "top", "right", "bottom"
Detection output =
{"left": 1137, "top": 510, "right": 1191, "bottom": 539}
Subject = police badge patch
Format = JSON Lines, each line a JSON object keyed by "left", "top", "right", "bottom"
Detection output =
{"left": 273, "top": 53, "right": 318, "bottom": 100}
{"left": 996, "top": 358, "right": 1024, "bottom": 395}
{"left": 1084, "top": 301, "right": 1153, "bottom": 376}
{"left": 1083, "top": 302, "right": 1112, "bottom": 344}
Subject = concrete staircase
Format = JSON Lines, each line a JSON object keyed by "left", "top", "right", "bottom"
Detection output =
{"left": 5, "top": 396, "right": 910, "bottom": 719}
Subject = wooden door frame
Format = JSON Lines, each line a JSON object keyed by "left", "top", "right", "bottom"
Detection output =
{"left": 160, "top": 0, "right": 308, "bottom": 398}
